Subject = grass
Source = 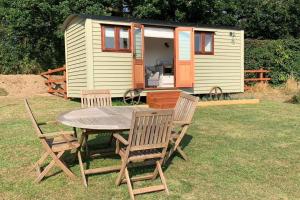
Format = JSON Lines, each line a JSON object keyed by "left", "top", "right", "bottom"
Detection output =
{"left": 0, "top": 96, "right": 299, "bottom": 199}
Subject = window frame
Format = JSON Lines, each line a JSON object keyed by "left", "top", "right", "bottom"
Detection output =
{"left": 194, "top": 31, "right": 214, "bottom": 55}
{"left": 101, "top": 25, "right": 131, "bottom": 53}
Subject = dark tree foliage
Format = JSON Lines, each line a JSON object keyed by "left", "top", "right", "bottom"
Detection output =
{"left": 245, "top": 39, "right": 300, "bottom": 85}
{"left": 0, "top": 0, "right": 299, "bottom": 74}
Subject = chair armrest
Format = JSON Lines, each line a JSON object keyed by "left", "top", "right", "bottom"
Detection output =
{"left": 40, "top": 131, "right": 74, "bottom": 139}
{"left": 113, "top": 133, "right": 129, "bottom": 146}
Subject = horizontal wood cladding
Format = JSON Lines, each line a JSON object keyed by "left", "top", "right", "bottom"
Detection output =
{"left": 91, "top": 21, "right": 133, "bottom": 97}
{"left": 194, "top": 29, "right": 243, "bottom": 94}
{"left": 65, "top": 18, "right": 87, "bottom": 97}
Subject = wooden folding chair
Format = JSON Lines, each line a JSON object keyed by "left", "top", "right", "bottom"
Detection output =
{"left": 24, "top": 99, "right": 83, "bottom": 183}
{"left": 113, "top": 109, "right": 174, "bottom": 200}
{"left": 80, "top": 89, "right": 113, "bottom": 154}
{"left": 167, "top": 92, "right": 199, "bottom": 161}
{"left": 81, "top": 89, "right": 112, "bottom": 108}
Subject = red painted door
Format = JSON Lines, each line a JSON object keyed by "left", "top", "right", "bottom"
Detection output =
{"left": 174, "top": 27, "right": 194, "bottom": 88}
{"left": 132, "top": 23, "right": 145, "bottom": 89}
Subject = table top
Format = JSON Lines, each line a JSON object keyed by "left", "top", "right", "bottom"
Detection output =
{"left": 57, "top": 106, "right": 148, "bottom": 130}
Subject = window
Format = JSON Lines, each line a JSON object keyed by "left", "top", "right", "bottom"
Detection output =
{"left": 194, "top": 32, "right": 214, "bottom": 55}
{"left": 102, "top": 25, "right": 131, "bottom": 52}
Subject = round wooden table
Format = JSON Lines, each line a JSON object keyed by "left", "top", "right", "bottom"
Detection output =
{"left": 57, "top": 106, "right": 146, "bottom": 131}
{"left": 57, "top": 106, "right": 149, "bottom": 186}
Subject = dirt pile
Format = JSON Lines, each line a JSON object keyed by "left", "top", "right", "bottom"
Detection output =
{"left": 0, "top": 75, "right": 49, "bottom": 97}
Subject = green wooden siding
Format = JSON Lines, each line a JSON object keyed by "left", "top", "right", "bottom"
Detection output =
{"left": 193, "top": 29, "right": 244, "bottom": 93}
{"left": 65, "top": 18, "right": 87, "bottom": 97}
{"left": 64, "top": 16, "right": 244, "bottom": 98}
{"left": 90, "top": 21, "right": 133, "bottom": 98}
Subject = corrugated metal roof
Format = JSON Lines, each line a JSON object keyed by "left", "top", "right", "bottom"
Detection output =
{"left": 62, "top": 14, "right": 243, "bottom": 31}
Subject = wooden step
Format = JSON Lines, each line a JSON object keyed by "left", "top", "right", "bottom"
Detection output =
{"left": 149, "top": 102, "right": 177, "bottom": 109}
{"left": 147, "top": 91, "right": 180, "bottom": 109}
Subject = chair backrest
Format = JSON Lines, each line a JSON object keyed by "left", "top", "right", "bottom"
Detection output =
{"left": 127, "top": 109, "right": 174, "bottom": 151}
{"left": 174, "top": 93, "right": 199, "bottom": 123}
{"left": 24, "top": 99, "right": 44, "bottom": 138}
{"left": 81, "top": 89, "right": 112, "bottom": 108}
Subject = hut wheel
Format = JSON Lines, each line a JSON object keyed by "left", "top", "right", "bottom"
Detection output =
{"left": 123, "top": 89, "right": 142, "bottom": 105}
{"left": 209, "top": 86, "right": 223, "bottom": 100}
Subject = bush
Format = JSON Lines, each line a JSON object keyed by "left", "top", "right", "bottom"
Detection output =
{"left": 245, "top": 39, "right": 300, "bottom": 85}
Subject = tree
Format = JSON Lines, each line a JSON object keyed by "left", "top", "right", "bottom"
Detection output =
{"left": 0, "top": 0, "right": 299, "bottom": 74}
{"left": 0, "top": 0, "right": 109, "bottom": 73}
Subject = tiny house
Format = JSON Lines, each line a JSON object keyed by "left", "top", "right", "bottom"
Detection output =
{"left": 62, "top": 14, "right": 244, "bottom": 98}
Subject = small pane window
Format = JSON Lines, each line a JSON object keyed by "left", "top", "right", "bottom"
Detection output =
{"left": 102, "top": 25, "right": 131, "bottom": 52}
{"left": 178, "top": 31, "right": 191, "bottom": 60}
{"left": 205, "top": 33, "right": 213, "bottom": 52}
{"left": 119, "top": 28, "right": 129, "bottom": 49}
{"left": 134, "top": 28, "right": 142, "bottom": 58}
{"left": 195, "top": 33, "right": 201, "bottom": 53}
{"left": 105, "top": 27, "right": 115, "bottom": 49}
{"left": 194, "top": 32, "right": 214, "bottom": 55}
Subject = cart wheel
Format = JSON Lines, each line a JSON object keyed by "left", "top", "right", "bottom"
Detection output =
{"left": 209, "top": 86, "right": 223, "bottom": 100}
{"left": 123, "top": 89, "right": 142, "bottom": 105}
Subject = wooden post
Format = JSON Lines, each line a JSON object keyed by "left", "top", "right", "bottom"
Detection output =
{"left": 63, "top": 70, "right": 67, "bottom": 99}
{"left": 48, "top": 69, "right": 52, "bottom": 92}
{"left": 259, "top": 67, "right": 264, "bottom": 84}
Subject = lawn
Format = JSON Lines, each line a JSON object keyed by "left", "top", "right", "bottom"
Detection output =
{"left": 0, "top": 96, "right": 299, "bottom": 200}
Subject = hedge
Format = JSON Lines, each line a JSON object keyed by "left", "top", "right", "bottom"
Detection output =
{"left": 245, "top": 39, "right": 300, "bottom": 85}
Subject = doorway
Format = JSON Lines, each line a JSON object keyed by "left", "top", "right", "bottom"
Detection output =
{"left": 143, "top": 27, "right": 175, "bottom": 88}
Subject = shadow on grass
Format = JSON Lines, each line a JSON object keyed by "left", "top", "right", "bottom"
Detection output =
{"left": 41, "top": 133, "right": 193, "bottom": 183}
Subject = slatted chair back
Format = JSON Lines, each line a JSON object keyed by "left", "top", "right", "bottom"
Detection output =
{"left": 127, "top": 109, "right": 174, "bottom": 152}
{"left": 24, "top": 99, "right": 44, "bottom": 138}
{"left": 24, "top": 99, "right": 55, "bottom": 153}
{"left": 114, "top": 109, "right": 174, "bottom": 199}
{"left": 81, "top": 89, "right": 112, "bottom": 108}
{"left": 174, "top": 92, "right": 199, "bottom": 123}
{"left": 167, "top": 93, "right": 199, "bottom": 161}
{"left": 24, "top": 99, "right": 81, "bottom": 183}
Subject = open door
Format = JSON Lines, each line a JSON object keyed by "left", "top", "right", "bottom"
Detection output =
{"left": 174, "top": 27, "right": 194, "bottom": 88}
{"left": 132, "top": 23, "right": 145, "bottom": 89}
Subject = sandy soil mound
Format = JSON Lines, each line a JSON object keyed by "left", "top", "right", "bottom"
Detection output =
{"left": 0, "top": 75, "right": 49, "bottom": 97}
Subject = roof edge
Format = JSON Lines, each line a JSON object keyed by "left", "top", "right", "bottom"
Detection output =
{"left": 61, "top": 14, "right": 81, "bottom": 31}
{"left": 61, "top": 14, "right": 243, "bottom": 31}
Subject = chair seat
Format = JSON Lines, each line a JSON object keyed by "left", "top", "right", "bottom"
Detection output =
{"left": 47, "top": 134, "right": 80, "bottom": 152}
{"left": 120, "top": 148, "right": 162, "bottom": 162}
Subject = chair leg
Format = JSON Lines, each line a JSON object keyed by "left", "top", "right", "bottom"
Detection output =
{"left": 176, "top": 146, "right": 188, "bottom": 161}
{"left": 34, "top": 151, "right": 64, "bottom": 183}
{"left": 73, "top": 127, "right": 78, "bottom": 138}
{"left": 124, "top": 167, "right": 135, "bottom": 200}
{"left": 84, "top": 134, "right": 89, "bottom": 158}
{"left": 166, "top": 146, "right": 175, "bottom": 162}
{"left": 77, "top": 151, "right": 87, "bottom": 187}
{"left": 49, "top": 151, "right": 76, "bottom": 179}
{"left": 75, "top": 132, "right": 85, "bottom": 156}
{"left": 30, "top": 152, "right": 49, "bottom": 172}
{"left": 116, "top": 159, "right": 127, "bottom": 186}
{"left": 108, "top": 133, "right": 114, "bottom": 146}
{"left": 156, "top": 161, "right": 169, "bottom": 195}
